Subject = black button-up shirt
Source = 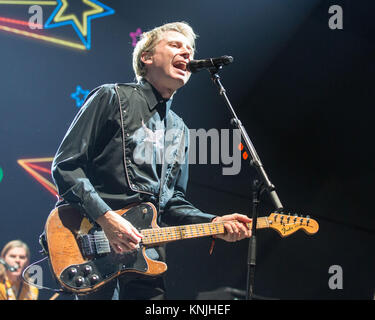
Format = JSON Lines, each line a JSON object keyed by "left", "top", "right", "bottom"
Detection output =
{"left": 51, "top": 80, "right": 215, "bottom": 227}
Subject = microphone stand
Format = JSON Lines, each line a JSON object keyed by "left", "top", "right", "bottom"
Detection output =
{"left": 207, "top": 65, "right": 284, "bottom": 300}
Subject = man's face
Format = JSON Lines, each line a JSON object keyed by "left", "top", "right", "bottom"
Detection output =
{"left": 142, "top": 30, "right": 194, "bottom": 96}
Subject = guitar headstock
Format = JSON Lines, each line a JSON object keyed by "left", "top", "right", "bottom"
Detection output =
{"left": 267, "top": 213, "right": 319, "bottom": 237}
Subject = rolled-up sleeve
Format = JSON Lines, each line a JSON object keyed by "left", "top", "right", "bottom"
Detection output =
{"left": 51, "top": 85, "right": 117, "bottom": 221}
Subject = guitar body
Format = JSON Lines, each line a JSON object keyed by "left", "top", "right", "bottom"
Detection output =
{"left": 44, "top": 202, "right": 167, "bottom": 295}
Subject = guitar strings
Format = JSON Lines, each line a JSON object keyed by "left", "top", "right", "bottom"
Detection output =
{"left": 80, "top": 219, "right": 277, "bottom": 245}
{"left": 80, "top": 217, "right": 311, "bottom": 247}
{"left": 78, "top": 216, "right": 315, "bottom": 257}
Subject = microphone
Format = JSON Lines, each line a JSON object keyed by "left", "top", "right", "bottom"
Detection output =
{"left": 0, "top": 258, "right": 19, "bottom": 272}
{"left": 187, "top": 55, "right": 233, "bottom": 73}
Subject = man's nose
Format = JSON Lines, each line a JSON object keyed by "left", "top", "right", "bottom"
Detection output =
{"left": 180, "top": 48, "right": 191, "bottom": 60}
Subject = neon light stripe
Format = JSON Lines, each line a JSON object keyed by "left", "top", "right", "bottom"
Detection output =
{"left": 0, "top": 1, "right": 57, "bottom": 4}
{"left": 0, "top": 17, "right": 43, "bottom": 28}
{"left": 0, "top": 24, "right": 86, "bottom": 49}
{"left": 17, "top": 159, "right": 57, "bottom": 196}
{"left": 26, "top": 162, "right": 52, "bottom": 174}
{"left": 18, "top": 157, "right": 54, "bottom": 163}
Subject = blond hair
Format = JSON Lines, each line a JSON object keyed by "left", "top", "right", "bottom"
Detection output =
{"left": 132, "top": 21, "right": 197, "bottom": 82}
{"left": 0, "top": 240, "right": 30, "bottom": 281}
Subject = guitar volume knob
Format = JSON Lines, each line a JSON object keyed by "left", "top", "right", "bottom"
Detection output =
{"left": 89, "top": 274, "right": 99, "bottom": 285}
{"left": 68, "top": 267, "right": 78, "bottom": 278}
{"left": 83, "top": 265, "right": 92, "bottom": 275}
{"left": 75, "top": 276, "right": 85, "bottom": 287}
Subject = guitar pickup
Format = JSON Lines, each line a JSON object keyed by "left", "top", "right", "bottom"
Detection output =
{"left": 78, "top": 235, "right": 95, "bottom": 257}
{"left": 94, "top": 231, "right": 111, "bottom": 255}
{"left": 78, "top": 231, "right": 111, "bottom": 257}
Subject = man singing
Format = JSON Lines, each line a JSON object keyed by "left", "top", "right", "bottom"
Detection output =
{"left": 52, "top": 21, "right": 251, "bottom": 300}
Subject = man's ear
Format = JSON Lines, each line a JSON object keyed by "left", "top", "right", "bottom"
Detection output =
{"left": 141, "top": 51, "right": 153, "bottom": 65}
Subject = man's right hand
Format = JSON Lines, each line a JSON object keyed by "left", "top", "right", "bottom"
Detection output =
{"left": 96, "top": 211, "right": 143, "bottom": 254}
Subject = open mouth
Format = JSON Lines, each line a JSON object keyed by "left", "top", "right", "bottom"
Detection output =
{"left": 173, "top": 61, "right": 187, "bottom": 72}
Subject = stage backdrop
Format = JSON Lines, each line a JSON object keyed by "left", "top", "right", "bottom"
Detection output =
{"left": 0, "top": 0, "right": 374, "bottom": 300}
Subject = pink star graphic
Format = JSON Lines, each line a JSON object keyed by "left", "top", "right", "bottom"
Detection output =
{"left": 129, "top": 27, "right": 142, "bottom": 47}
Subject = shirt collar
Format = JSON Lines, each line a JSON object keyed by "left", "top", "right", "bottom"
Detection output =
{"left": 138, "top": 79, "right": 173, "bottom": 116}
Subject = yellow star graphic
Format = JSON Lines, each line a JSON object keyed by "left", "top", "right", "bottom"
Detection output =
{"left": 51, "top": 0, "right": 104, "bottom": 37}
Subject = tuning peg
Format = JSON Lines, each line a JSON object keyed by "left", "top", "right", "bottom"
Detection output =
{"left": 306, "top": 215, "right": 310, "bottom": 226}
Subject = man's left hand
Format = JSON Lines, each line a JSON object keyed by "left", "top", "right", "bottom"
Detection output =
{"left": 212, "top": 213, "right": 252, "bottom": 242}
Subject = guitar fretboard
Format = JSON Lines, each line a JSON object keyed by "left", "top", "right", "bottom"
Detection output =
{"left": 141, "top": 218, "right": 270, "bottom": 245}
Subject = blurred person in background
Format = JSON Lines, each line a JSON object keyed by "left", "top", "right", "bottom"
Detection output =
{"left": 0, "top": 240, "right": 38, "bottom": 300}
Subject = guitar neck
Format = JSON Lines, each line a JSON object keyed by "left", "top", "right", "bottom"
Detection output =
{"left": 141, "top": 217, "right": 270, "bottom": 245}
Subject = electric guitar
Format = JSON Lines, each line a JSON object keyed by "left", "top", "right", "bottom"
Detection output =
{"left": 44, "top": 202, "right": 319, "bottom": 294}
